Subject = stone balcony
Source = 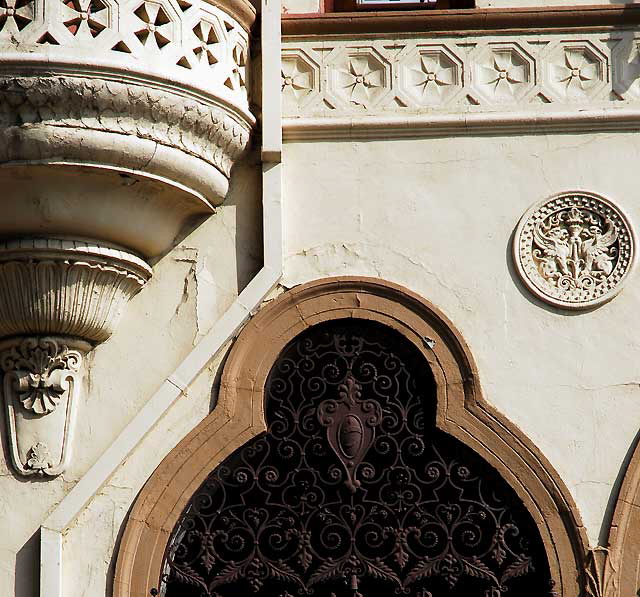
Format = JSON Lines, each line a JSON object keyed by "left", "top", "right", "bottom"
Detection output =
{"left": 0, "top": 0, "right": 255, "bottom": 209}
{"left": 0, "top": 0, "right": 256, "bottom": 476}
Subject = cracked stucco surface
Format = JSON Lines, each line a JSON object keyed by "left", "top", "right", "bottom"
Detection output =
{"left": 282, "top": 134, "right": 640, "bottom": 547}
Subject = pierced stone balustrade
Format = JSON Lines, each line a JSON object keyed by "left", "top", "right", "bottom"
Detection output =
{"left": 0, "top": 0, "right": 256, "bottom": 476}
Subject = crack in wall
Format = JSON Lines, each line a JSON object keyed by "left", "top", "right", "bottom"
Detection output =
{"left": 286, "top": 241, "right": 473, "bottom": 314}
{"left": 173, "top": 246, "right": 223, "bottom": 344}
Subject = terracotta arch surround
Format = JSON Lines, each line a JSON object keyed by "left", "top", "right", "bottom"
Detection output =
{"left": 113, "top": 277, "right": 589, "bottom": 597}
{"left": 602, "top": 433, "right": 640, "bottom": 595}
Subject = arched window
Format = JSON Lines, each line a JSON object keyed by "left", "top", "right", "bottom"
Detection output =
{"left": 161, "top": 319, "right": 551, "bottom": 596}
{"left": 114, "top": 278, "right": 587, "bottom": 597}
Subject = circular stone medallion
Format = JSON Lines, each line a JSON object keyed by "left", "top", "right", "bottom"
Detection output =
{"left": 514, "top": 191, "right": 636, "bottom": 309}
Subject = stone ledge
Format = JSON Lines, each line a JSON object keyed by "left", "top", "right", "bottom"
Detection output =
{"left": 282, "top": 5, "right": 640, "bottom": 36}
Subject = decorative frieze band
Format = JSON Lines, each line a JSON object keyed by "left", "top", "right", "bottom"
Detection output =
{"left": 282, "top": 31, "right": 640, "bottom": 119}
{"left": 0, "top": 0, "right": 252, "bottom": 111}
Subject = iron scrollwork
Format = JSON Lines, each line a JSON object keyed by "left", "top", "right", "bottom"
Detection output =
{"left": 161, "top": 320, "right": 552, "bottom": 597}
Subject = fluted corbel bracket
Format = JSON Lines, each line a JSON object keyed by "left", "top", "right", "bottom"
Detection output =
{"left": 1, "top": 336, "right": 89, "bottom": 476}
{"left": 0, "top": 239, "right": 150, "bottom": 477}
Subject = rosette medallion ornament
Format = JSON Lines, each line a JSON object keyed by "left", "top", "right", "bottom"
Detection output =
{"left": 0, "top": 0, "right": 256, "bottom": 475}
{"left": 514, "top": 192, "right": 636, "bottom": 309}
{"left": 161, "top": 321, "right": 554, "bottom": 597}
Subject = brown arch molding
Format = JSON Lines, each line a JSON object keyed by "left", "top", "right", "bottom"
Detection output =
{"left": 113, "top": 277, "right": 589, "bottom": 597}
{"left": 600, "top": 432, "right": 640, "bottom": 596}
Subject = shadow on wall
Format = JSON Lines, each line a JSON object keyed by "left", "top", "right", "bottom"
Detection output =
{"left": 15, "top": 531, "right": 39, "bottom": 597}
{"left": 227, "top": 152, "right": 264, "bottom": 293}
{"left": 150, "top": 150, "right": 263, "bottom": 296}
{"left": 599, "top": 427, "right": 640, "bottom": 546}
{"left": 610, "top": 4, "right": 638, "bottom": 99}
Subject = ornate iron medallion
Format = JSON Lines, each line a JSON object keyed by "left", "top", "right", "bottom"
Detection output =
{"left": 514, "top": 191, "right": 636, "bottom": 309}
{"left": 161, "top": 320, "right": 552, "bottom": 597}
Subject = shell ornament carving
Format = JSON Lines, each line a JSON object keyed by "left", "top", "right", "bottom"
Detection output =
{"left": 0, "top": 337, "right": 82, "bottom": 414}
{"left": 1, "top": 336, "right": 86, "bottom": 476}
{"left": 514, "top": 192, "right": 636, "bottom": 309}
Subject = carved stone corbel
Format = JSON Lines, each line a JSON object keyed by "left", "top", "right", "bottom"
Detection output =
{"left": 0, "top": 239, "right": 150, "bottom": 477}
{"left": 1, "top": 337, "right": 88, "bottom": 476}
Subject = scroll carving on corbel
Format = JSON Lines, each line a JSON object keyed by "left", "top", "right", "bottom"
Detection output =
{"left": 1, "top": 337, "right": 88, "bottom": 477}
{"left": 584, "top": 546, "right": 618, "bottom": 597}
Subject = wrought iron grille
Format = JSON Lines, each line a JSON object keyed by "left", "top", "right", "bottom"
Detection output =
{"left": 161, "top": 320, "right": 552, "bottom": 597}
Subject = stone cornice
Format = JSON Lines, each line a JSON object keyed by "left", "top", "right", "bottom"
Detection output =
{"left": 283, "top": 108, "right": 640, "bottom": 140}
{"left": 283, "top": 5, "right": 640, "bottom": 36}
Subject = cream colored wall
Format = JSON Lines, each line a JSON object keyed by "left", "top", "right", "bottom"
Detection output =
{"left": 61, "top": 357, "right": 229, "bottom": 597}
{"left": 282, "top": 133, "right": 640, "bottom": 547}
{"left": 0, "top": 158, "right": 263, "bottom": 597}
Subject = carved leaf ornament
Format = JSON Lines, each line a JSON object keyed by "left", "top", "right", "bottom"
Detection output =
{"left": 514, "top": 192, "right": 636, "bottom": 309}
{"left": 161, "top": 320, "right": 552, "bottom": 597}
{"left": 1, "top": 337, "right": 82, "bottom": 415}
{"left": 1, "top": 336, "right": 85, "bottom": 476}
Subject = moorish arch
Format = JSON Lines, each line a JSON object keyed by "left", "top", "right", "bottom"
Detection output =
{"left": 113, "top": 277, "right": 589, "bottom": 597}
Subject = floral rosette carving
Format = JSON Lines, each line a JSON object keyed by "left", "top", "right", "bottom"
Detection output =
{"left": 514, "top": 192, "right": 636, "bottom": 309}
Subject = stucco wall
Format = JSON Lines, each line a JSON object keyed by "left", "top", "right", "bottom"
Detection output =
{"left": 12, "top": 123, "right": 639, "bottom": 597}
{"left": 282, "top": 133, "right": 640, "bottom": 547}
{"left": 4, "top": 6, "right": 640, "bottom": 594}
